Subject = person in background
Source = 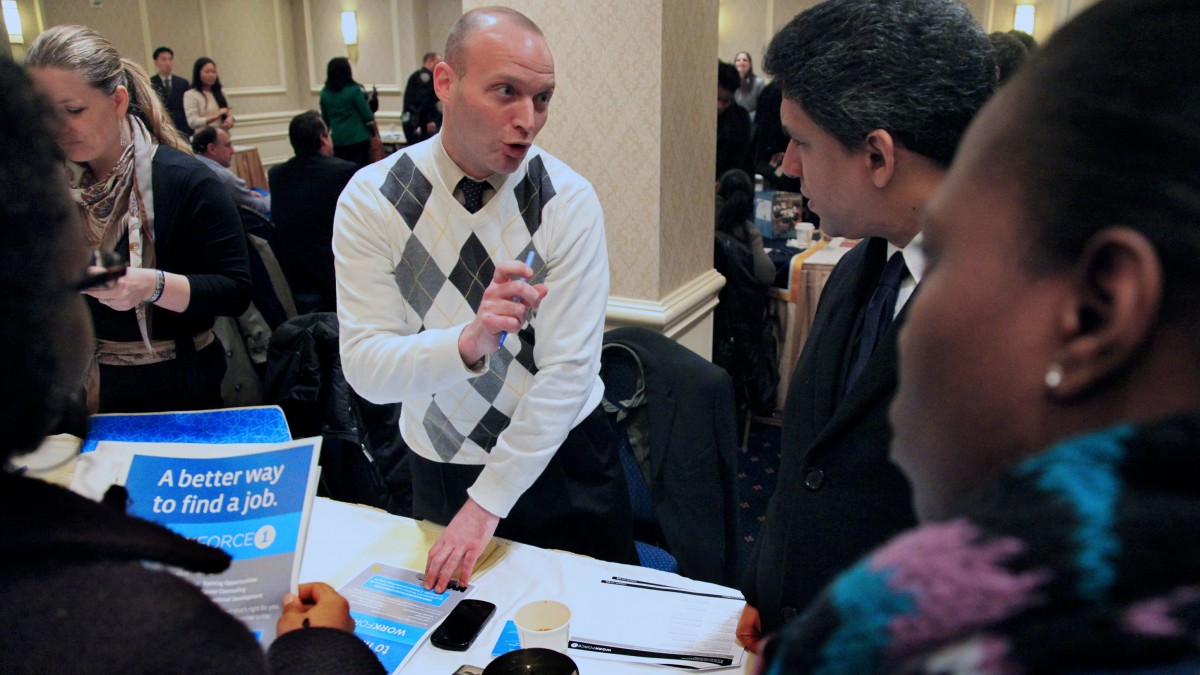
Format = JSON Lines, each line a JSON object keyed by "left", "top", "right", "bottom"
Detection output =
{"left": 193, "top": 125, "right": 271, "bottom": 217}
{"left": 990, "top": 30, "right": 1030, "bottom": 85}
{"left": 716, "top": 168, "right": 774, "bottom": 287}
{"left": 403, "top": 51, "right": 442, "bottom": 146}
{"left": 149, "top": 46, "right": 189, "bottom": 138}
{"left": 184, "top": 56, "right": 233, "bottom": 133}
{"left": 320, "top": 56, "right": 376, "bottom": 168}
{"left": 27, "top": 25, "right": 251, "bottom": 414}
{"left": 733, "top": 51, "right": 766, "bottom": 120}
{"left": 717, "top": 60, "right": 752, "bottom": 180}
{"left": 268, "top": 110, "right": 357, "bottom": 314}
{"left": 713, "top": 168, "right": 779, "bottom": 417}
{"left": 750, "top": 80, "right": 802, "bottom": 194}
{"left": 1010, "top": 28, "right": 1038, "bottom": 52}
{"left": 762, "top": 1, "right": 1200, "bottom": 671}
{"left": 334, "top": 6, "right": 636, "bottom": 595}
{"left": 737, "top": 0, "right": 995, "bottom": 652}
{"left": 0, "top": 54, "right": 384, "bottom": 675}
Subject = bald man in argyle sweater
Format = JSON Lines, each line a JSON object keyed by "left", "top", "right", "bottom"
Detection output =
{"left": 334, "top": 7, "right": 635, "bottom": 594}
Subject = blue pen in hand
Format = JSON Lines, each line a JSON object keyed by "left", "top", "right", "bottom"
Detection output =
{"left": 498, "top": 250, "right": 536, "bottom": 348}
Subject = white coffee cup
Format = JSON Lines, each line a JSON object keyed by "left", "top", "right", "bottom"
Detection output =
{"left": 513, "top": 600, "right": 571, "bottom": 653}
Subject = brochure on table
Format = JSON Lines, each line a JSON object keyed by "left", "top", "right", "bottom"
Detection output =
{"left": 319, "top": 518, "right": 506, "bottom": 673}
{"left": 339, "top": 561, "right": 474, "bottom": 673}
{"left": 70, "top": 437, "right": 321, "bottom": 645}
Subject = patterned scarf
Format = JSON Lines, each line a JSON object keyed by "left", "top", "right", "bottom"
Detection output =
{"left": 66, "top": 115, "right": 158, "bottom": 352}
{"left": 760, "top": 413, "right": 1200, "bottom": 674}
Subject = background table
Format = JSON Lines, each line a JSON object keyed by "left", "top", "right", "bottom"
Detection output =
{"left": 768, "top": 238, "right": 855, "bottom": 410}
{"left": 302, "top": 498, "right": 755, "bottom": 674}
{"left": 232, "top": 145, "right": 269, "bottom": 191}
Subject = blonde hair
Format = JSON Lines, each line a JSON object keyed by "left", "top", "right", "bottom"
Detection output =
{"left": 26, "top": 25, "right": 192, "bottom": 155}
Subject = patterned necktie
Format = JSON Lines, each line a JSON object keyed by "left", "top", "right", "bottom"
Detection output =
{"left": 457, "top": 176, "right": 489, "bottom": 214}
{"left": 845, "top": 251, "right": 908, "bottom": 392}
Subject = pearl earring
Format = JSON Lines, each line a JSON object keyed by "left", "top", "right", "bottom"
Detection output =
{"left": 1045, "top": 363, "right": 1064, "bottom": 389}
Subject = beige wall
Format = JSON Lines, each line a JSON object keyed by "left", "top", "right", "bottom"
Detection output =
{"left": 720, "top": 0, "right": 1118, "bottom": 67}
{"left": 457, "top": 0, "right": 725, "bottom": 350}
{"left": 16, "top": 0, "right": 1105, "bottom": 356}
{"left": 983, "top": 0, "right": 1097, "bottom": 42}
{"left": 29, "top": 0, "right": 454, "bottom": 164}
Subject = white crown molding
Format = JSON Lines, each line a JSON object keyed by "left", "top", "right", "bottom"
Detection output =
{"left": 227, "top": 110, "right": 304, "bottom": 124}
{"left": 605, "top": 268, "right": 725, "bottom": 338}
{"left": 225, "top": 86, "right": 288, "bottom": 96}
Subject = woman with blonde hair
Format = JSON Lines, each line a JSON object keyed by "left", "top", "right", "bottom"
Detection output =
{"left": 0, "top": 56, "right": 383, "bottom": 675}
{"left": 27, "top": 25, "right": 251, "bottom": 414}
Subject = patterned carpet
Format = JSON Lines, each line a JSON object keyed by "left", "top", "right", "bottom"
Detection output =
{"left": 735, "top": 419, "right": 782, "bottom": 579}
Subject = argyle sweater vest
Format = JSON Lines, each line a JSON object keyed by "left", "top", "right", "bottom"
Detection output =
{"left": 335, "top": 138, "right": 608, "bottom": 516}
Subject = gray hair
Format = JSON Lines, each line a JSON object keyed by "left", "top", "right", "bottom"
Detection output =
{"left": 764, "top": 0, "right": 995, "bottom": 166}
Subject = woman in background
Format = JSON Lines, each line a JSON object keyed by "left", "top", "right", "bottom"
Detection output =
{"left": 759, "top": 0, "right": 1200, "bottom": 672}
{"left": 733, "top": 51, "right": 765, "bottom": 120}
{"left": 716, "top": 168, "right": 774, "bottom": 287}
{"left": 0, "top": 54, "right": 383, "bottom": 675}
{"left": 320, "top": 56, "right": 376, "bottom": 168}
{"left": 184, "top": 56, "right": 234, "bottom": 133}
{"left": 27, "top": 25, "right": 250, "bottom": 414}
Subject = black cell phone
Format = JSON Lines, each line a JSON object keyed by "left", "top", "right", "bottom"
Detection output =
{"left": 430, "top": 599, "right": 496, "bottom": 651}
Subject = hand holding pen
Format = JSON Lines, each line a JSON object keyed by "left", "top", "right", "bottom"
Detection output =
{"left": 499, "top": 251, "right": 536, "bottom": 347}
{"left": 457, "top": 251, "right": 547, "bottom": 368}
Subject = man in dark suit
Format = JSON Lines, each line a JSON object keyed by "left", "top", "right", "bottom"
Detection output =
{"left": 149, "top": 46, "right": 190, "bottom": 138}
{"left": 401, "top": 51, "right": 442, "bottom": 145}
{"left": 736, "top": 0, "right": 996, "bottom": 653}
{"left": 268, "top": 110, "right": 357, "bottom": 314}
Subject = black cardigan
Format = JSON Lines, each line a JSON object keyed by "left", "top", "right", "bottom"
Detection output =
{"left": 88, "top": 145, "right": 251, "bottom": 342}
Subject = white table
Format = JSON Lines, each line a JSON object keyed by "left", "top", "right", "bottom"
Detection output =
{"left": 301, "top": 498, "right": 755, "bottom": 674}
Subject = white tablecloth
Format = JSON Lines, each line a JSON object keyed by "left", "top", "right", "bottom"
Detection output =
{"left": 301, "top": 498, "right": 755, "bottom": 674}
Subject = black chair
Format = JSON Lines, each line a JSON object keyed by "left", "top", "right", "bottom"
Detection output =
{"left": 602, "top": 342, "right": 679, "bottom": 574}
{"left": 600, "top": 327, "right": 742, "bottom": 585}
{"left": 263, "top": 312, "right": 411, "bottom": 515}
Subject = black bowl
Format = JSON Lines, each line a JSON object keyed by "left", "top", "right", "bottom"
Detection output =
{"left": 482, "top": 647, "right": 579, "bottom": 675}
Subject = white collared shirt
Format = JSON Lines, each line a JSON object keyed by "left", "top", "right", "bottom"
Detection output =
{"left": 888, "top": 231, "right": 926, "bottom": 318}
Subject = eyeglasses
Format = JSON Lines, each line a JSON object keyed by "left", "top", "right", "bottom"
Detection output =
{"left": 75, "top": 249, "right": 127, "bottom": 291}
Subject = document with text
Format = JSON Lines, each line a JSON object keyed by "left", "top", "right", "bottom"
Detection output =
{"left": 70, "top": 438, "right": 322, "bottom": 645}
{"left": 567, "top": 576, "right": 746, "bottom": 670}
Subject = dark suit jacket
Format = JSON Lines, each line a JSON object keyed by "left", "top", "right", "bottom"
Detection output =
{"left": 267, "top": 153, "right": 358, "bottom": 313}
{"left": 602, "top": 326, "right": 742, "bottom": 586}
{"left": 151, "top": 74, "right": 190, "bottom": 138}
{"left": 742, "top": 236, "right": 917, "bottom": 633}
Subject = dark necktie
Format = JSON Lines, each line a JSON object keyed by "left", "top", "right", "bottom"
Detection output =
{"left": 163, "top": 78, "right": 171, "bottom": 98}
{"left": 457, "top": 177, "right": 489, "bottom": 214}
{"left": 845, "top": 251, "right": 908, "bottom": 392}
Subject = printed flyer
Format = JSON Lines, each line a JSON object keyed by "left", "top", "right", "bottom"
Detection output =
{"left": 71, "top": 438, "right": 322, "bottom": 644}
{"left": 339, "top": 562, "right": 471, "bottom": 673}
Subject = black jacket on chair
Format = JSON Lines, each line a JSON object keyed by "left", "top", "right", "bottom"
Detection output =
{"left": 742, "top": 236, "right": 917, "bottom": 633}
{"left": 602, "top": 326, "right": 741, "bottom": 586}
{"left": 263, "top": 313, "right": 411, "bottom": 515}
